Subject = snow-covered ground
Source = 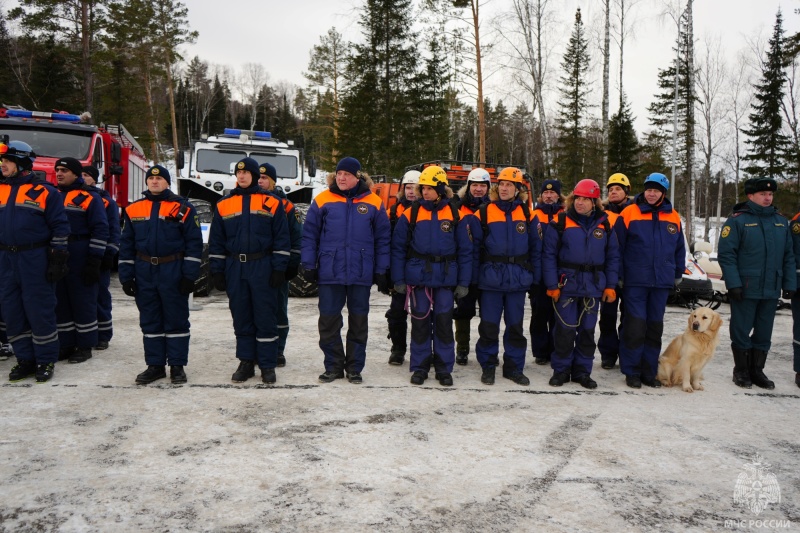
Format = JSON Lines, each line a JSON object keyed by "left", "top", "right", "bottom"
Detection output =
{"left": 1, "top": 279, "right": 798, "bottom": 531}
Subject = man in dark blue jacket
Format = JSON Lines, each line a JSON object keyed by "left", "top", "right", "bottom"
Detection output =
{"left": 210, "top": 157, "right": 290, "bottom": 384}
{"left": 119, "top": 165, "right": 203, "bottom": 384}
{"left": 719, "top": 178, "right": 796, "bottom": 390}
{"left": 473, "top": 168, "right": 541, "bottom": 386}
{"left": 0, "top": 141, "right": 70, "bottom": 383}
{"left": 82, "top": 165, "right": 120, "bottom": 351}
{"left": 301, "top": 157, "right": 391, "bottom": 384}
{"left": 54, "top": 157, "right": 109, "bottom": 365}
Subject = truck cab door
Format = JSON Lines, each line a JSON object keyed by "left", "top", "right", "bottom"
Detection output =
{"left": 92, "top": 136, "right": 105, "bottom": 186}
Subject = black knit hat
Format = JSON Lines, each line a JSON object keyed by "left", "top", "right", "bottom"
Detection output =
{"left": 82, "top": 165, "right": 100, "bottom": 182}
{"left": 146, "top": 165, "right": 171, "bottom": 184}
{"left": 54, "top": 157, "right": 83, "bottom": 177}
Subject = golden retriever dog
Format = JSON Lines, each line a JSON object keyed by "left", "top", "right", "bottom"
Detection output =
{"left": 657, "top": 308, "right": 723, "bottom": 392}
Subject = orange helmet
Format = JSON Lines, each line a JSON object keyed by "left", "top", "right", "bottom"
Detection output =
{"left": 573, "top": 179, "right": 601, "bottom": 199}
{"left": 497, "top": 167, "right": 524, "bottom": 184}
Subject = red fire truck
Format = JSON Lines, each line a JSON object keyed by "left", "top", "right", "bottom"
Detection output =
{"left": 0, "top": 106, "right": 149, "bottom": 210}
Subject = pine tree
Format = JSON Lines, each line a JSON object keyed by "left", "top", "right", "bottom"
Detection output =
{"left": 608, "top": 96, "right": 642, "bottom": 180}
{"left": 338, "top": 0, "right": 418, "bottom": 175}
{"left": 554, "top": 8, "right": 591, "bottom": 190}
{"left": 742, "top": 10, "right": 791, "bottom": 179}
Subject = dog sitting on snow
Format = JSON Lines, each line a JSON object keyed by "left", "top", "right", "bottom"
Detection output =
{"left": 657, "top": 308, "right": 723, "bottom": 392}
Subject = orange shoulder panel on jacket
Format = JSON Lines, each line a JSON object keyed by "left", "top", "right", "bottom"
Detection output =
{"left": 126, "top": 200, "right": 153, "bottom": 219}
{"left": 0, "top": 184, "right": 12, "bottom": 206}
{"left": 216, "top": 196, "right": 242, "bottom": 218}
{"left": 484, "top": 203, "right": 508, "bottom": 224}
{"left": 660, "top": 209, "right": 682, "bottom": 228}
{"left": 605, "top": 211, "right": 619, "bottom": 225}
{"left": 563, "top": 217, "right": 580, "bottom": 229}
{"left": 356, "top": 192, "right": 384, "bottom": 210}
{"left": 314, "top": 190, "right": 344, "bottom": 208}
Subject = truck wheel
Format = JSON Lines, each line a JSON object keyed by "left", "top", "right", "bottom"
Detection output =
{"left": 189, "top": 198, "right": 213, "bottom": 296}
{"left": 288, "top": 202, "right": 318, "bottom": 297}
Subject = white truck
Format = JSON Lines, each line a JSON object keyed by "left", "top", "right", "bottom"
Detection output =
{"left": 178, "top": 128, "right": 320, "bottom": 207}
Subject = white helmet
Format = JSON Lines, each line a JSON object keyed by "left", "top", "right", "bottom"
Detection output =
{"left": 467, "top": 168, "right": 491, "bottom": 183}
{"left": 401, "top": 170, "right": 421, "bottom": 185}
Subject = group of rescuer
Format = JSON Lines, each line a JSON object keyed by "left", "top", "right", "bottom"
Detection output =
{"left": 2, "top": 139, "right": 797, "bottom": 390}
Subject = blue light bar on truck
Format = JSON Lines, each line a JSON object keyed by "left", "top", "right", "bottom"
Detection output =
{"left": 2, "top": 109, "right": 82, "bottom": 123}
{"left": 222, "top": 128, "right": 271, "bottom": 139}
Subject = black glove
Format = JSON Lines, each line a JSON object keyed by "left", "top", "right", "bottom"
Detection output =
{"left": 301, "top": 266, "right": 317, "bottom": 282}
{"left": 374, "top": 273, "right": 389, "bottom": 294}
{"left": 728, "top": 287, "right": 743, "bottom": 302}
{"left": 468, "top": 284, "right": 480, "bottom": 300}
{"left": 45, "top": 249, "right": 69, "bottom": 283}
{"left": 82, "top": 256, "right": 102, "bottom": 286}
{"left": 179, "top": 277, "right": 195, "bottom": 295}
{"left": 212, "top": 272, "right": 227, "bottom": 292}
{"left": 100, "top": 251, "right": 115, "bottom": 271}
{"left": 285, "top": 264, "right": 299, "bottom": 281}
{"left": 270, "top": 270, "right": 286, "bottom": 288}
{"left": 122, "top": 279, "right": 137, "bottom": 297}
{"left": 783, "top": 290, "right": 796, "bottom": 299}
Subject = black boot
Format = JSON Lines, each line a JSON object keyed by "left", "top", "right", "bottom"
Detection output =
{"left": 170, "top": 365, "right": 187, "bottom": 384}
{"left": 454, "top": 319, "right": 470, "bottom": 365}
{"left": 136, "top": 365, "right": 166, "bottom": 384}
{"left": 94, "top": 340, "right": 109, "bottom": 350}
{"left": 231, "top": 360, "right": 255, "bottom": 383}
{"left": 276, "top": 354, "right": 286, "bottom": 367}
{"left": 436, "top": 372, "right": 453, "bottom": 386}
{"left": 481, "top": 366, "right": 495, "bottom": 385}
{"left": 731, "top": 345, "right": 752, "bottom": 389}
{"left": 261, "top": 367, "right": 276, "bottom": 384}
{"left": 69, "top": 348, "right": 92, "bottom": 364}
{"left": 58, "top": 346, "right": 76, "bottom": 361}
{"left": 388, "top": 348, "right": 405, "bottom": 365}
{"left": 9, "top": 360, "right": 37, "bottom": 382}
{"left": 750, "top": 349, "right": 775, "bottom": 390}
{"left": 410, "top": 370, "right": 427, "bottom": 385}
{"left": 549, "top": 371, "right": 570, "bottom": 387}
{"left": 35, "top": 363, "right": 55, "bottom": 383}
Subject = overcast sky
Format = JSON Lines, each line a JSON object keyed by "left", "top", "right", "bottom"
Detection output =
{"left": 180, "top": 0, "right": 799, "bottom": 134}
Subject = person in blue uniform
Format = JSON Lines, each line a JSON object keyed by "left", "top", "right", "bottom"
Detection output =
{"left": 598, "top": 173, "right": 632, "bottom": 370}
{"left": 719, "top": 177, "right": 795, "bottom": 390}
{"left": 614, "top": 173, "right": 685, "bottom": 389}
{"left": 81, "top": 165, "right": 120, "bottom": 351}
{"left": 473, "top": 167, "right": 541, "bottom": 386}
{"left": 209, "top": 157, "right": 290, "bottom": 385}
{"left": 385, "top": 170, "right": 420, "bottom": 366}
{"left": 390, "top": 166, "right": 472, "bottom": 386}
{"left": 530, "top": 179, "right": 564, "bottom": 366}
{"left": 0, "top": 140, "right": 70, "bottom": 383}
{"left": 542, "top": 179, "right": 620, "bottom": 389}
{"left": 453, "top": 167, "right": 491, "bottom": 366}
{"left": 301, "top": 157, "right": 392, "bottom": 384}
{"left": 790, "top": 210, "right": 800, "bottom": 389}
{"left": 54, "top": 157, "right": 109, "bottom": 364}
{"left": 257, "top": 161, "right": 302, "bottom": 367}
{"left": 119, "top": 165, "right": 203, "bottom": 385}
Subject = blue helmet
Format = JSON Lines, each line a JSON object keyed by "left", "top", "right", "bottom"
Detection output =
{"left": 643, "top": 172, "right": 669, "bottom": 192}
{"left": 1, "top": 140, "right": 36, "bottom": 170}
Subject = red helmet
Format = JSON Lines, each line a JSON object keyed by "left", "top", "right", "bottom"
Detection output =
{"left": 573, "top": 179, "right": 601, "bottom": 199}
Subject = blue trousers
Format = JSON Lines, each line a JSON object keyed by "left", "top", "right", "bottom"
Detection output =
{"left": 551, "top": 296, "right": 600, "bottom": 377}
{"left": 226, "top": 265, "right": 280, "bottom": 369}
{"left": 597, "top": 289, "right": 624, "bottom": 364}
{"left": 135, "top": 262, "right": 190, "bottom": 366}
{"left": 56, "top": 246, "right": 99, "bottom": 350}
{"left": 619, "top": 286, "right": 669, "bottom": 380}
{"left": 529, "top": 285, "right": 555, "bottom": 359}
{"left": 476, "top": 290, "right": 527, "bottom": 373}
{"left": 276, "top": 282, "right": 289, "bottom": 355}
{"left": 97, "top": 269, "right": 113, "bottom": 343}
{"left": 792, "top": 297, "right": 800, "bottom": 373}
{"left": 0, "top": 248, "right": 59, "bottom": 364}
{"left": 409, "top": 286, "right": 455, "bottom": 374}
{"left": 730, "top": 297, "right": 778, "bottom": 352}
{"left": 318, "top": 284, "right": 371, "bottom": 374}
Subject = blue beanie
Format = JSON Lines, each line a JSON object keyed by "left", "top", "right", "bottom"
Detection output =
{"left": 540, "top": 179, "right": 562, "bottom": 196}
{"left": 235, "top": 157, "right": 260, "bottom": 183}
{"left": 258, "top": 161, "right": 277, "bottom": 181}
{"left": 146, "top": 164, "right": 171, "bottom": 184}
{"left": 335, "top": 156, "right": 361, "bottom": 178}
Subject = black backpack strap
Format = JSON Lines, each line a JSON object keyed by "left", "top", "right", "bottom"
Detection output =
{"left": 389, "top": 203, "right": 399, "bottom": 224}
{"left": 450, "top": 202, "right": 460, "bottom": 225}
{"left": 405, "top": 201, "right": 421, "bottom": 256}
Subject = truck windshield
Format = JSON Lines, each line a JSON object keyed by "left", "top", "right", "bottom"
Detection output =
{"left": 0, "top": 127, "right": 92, "bottom": 159}
{"left": 251, "top": 153, "right": 298, "bottom": 179}
{"left": 195, "top": 149, "right": 246, "bottom": 174}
